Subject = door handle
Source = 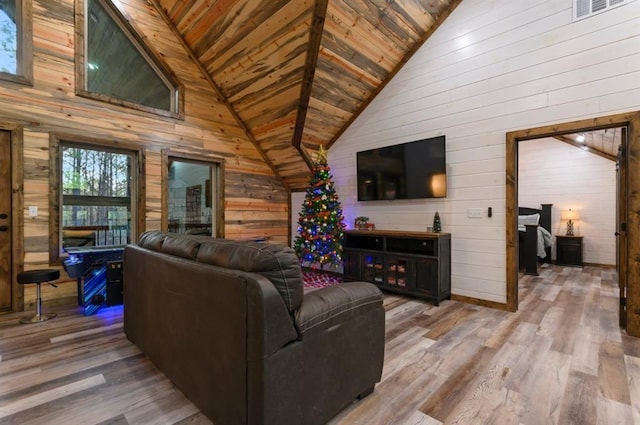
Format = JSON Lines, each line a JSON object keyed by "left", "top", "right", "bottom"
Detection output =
{"left": 0, "top": 213, "right": 7, "bottom": 219}
{"left": 0, "top": 225, "right": 7, "bottom": 232}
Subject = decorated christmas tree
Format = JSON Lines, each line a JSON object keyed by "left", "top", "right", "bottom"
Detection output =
{"left": 294, "top": 146, "right": 346, "bottom": 269}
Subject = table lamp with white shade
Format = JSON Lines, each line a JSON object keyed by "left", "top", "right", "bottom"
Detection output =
{"left": 561, "top": 209, "right": 580, "bottom": 236}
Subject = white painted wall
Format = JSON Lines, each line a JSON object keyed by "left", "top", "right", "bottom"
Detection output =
{"left": 518, "top": 137, "right": 616, "bottom": 265}
{"left": 328, "top": 0, "right": 640, "bottom": 303}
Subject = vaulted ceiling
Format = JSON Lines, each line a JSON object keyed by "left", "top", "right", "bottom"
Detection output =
{"left": 149, "top": 0, "right": 461, "bottom": 188}
{"left": 555, "top": 128, "right": 622, "bottom": 161}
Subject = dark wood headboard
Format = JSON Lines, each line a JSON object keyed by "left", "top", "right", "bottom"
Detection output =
{"left": 518, "top": 203, "right": 552, "bottom": 233}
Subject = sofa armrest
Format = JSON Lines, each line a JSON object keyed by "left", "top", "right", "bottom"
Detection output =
{"left": 294, "top": 282, "right": 383, "bottom": 337}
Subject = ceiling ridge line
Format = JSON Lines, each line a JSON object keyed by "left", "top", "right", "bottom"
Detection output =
{"left": 292, "top": 0, "right": 329, "bottom": 168}
{"left": 553, "top": 135, "right": 617, "bottom": 161}
{"left": 325, "top": 0, "right": 465, "bottom": 150}
{"left": 147, "top": 0, "right": 289, "bottom": 189}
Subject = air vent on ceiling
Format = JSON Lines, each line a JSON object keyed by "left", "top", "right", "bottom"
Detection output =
{"left": 573, "top": 0, "right": 632, "bottom": 21}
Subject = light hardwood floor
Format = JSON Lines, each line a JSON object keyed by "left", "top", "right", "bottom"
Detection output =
{"left": 1, "top": 265, "right": 639, "bottom": 424}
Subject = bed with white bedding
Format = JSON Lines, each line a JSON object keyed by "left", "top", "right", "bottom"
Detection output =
{"left": 518, "top": 204, "right": 553, "bottom": 275}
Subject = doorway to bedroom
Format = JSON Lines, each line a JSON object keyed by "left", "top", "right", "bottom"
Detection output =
{"left": 506, "top": 111, "right": 640, "bottom": 337}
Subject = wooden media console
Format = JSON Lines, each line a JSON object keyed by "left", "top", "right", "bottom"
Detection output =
{"left": 343, "top": 230, "right": 451, "bottom": 305}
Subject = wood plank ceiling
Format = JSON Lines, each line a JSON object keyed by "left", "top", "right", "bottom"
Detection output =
{"left": 555, "top": 128, "right": 623, "bottom": 161}
{"left": 151, "top": 0, "right": 461, "bottom": 189}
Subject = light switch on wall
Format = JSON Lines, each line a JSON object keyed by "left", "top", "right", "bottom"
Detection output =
{"left": 28, "top": 206, "right": 38, "bottom": 217}
{"left": 467, "top": 208, "right": 483, "bottom": 218}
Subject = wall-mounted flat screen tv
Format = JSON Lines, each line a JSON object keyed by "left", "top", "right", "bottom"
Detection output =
{"left": 357, "top": 135, "right": 446, "bottom": 201}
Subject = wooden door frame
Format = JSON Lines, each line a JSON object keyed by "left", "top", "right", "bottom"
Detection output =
{"left": 506, "top": 111, "right": 640, "bottom": 337}
{"left": 0, "top": 122, "right": 25, "bottom": 312}
{"left": 617, "top": 135, "right": 627, "bottom": 328}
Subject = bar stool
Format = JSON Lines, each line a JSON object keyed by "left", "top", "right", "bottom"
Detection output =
{"left": 18, "top": 269, "right": 60, "bottom": 324}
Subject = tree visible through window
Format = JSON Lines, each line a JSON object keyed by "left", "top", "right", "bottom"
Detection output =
{"left": 0, "top": 0, "right": 17, "bottom": 74}
{"left": 61, "top": 145, "right": 133, "bottom": 248}
{"left": 82, "top": 0, "right": 178, "bottom": 113}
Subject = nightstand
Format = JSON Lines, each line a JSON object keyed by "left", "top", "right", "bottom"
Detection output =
{"left": 556, "top": 235, "right": 583, "bottom": 267}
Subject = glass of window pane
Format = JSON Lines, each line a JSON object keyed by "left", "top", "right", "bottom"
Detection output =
{"left": 86, "top": 0, "right": 174, "bottom": 112}
{"left": 0, "top": 0, "right": 18, "bottom": 74}
{"left": 168, "top": 161, "right": 214, "bottom": 236}
{"left": 61, "top": 146, "right": 133, "bottom": 248}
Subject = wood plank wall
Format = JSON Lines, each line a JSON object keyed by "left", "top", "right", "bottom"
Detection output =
{"left": 328, "top": 0, "right": 640, "bottom": 305}
{"left": 2, "top": 0, "right": 289, "bottom": 307}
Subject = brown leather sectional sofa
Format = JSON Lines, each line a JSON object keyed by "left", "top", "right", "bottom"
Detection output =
{"left": 123, "top": 231, "right": 385, "bottom": 425}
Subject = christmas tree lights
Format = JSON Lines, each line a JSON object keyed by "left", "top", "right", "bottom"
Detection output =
{"left": 293, "top": 146, "right": 346, "bottom": 269}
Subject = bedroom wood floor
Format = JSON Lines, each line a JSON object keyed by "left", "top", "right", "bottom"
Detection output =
{"left": 0, "top": 264, "right": 638, "bottom": 425}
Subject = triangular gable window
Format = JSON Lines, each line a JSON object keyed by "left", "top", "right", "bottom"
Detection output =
{"left": 77, "top": 0, "right": 181, "bottom": 116}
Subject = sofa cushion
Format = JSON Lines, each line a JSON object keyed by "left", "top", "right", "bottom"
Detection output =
{"left": 294, "top": 282, "right": 383, "bottom": 337}
{"left": 138, "top": 230, "right": 168, "bottom": 251}
{"left": 161, "top": 235, "right": 202, "bottom": 260}
{"left": 197, "top": 240, "right": 304, "bottom": 312}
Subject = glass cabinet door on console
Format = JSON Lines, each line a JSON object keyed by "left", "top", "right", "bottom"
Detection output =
{"left": 385, "top": 256, "right": 410, "bottom": 288}
{"left": 363, "top": 254, "right": 384, "bottom": 284}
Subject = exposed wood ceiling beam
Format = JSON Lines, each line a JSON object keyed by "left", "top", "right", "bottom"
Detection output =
{"left": 326, "top": 0, "right": 465, "bottom": 149}
{"left": 554, "top": 135, "right": 617, "bottom": 161}
{"left": 147, "top": 0, "right": 289, "bottom": 189}
{"left": 145, "top": 0, "right": 461, "bottom": 184}
{"left": 293, "top": 0, "right": 329, "bottom": 169}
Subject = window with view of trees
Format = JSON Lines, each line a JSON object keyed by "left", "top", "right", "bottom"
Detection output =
{"left": 77, "top": 0, "right": 180, "bottom": 115}
{"left": 61, "top": 144, "right": 134, "bottom": 249}
{"left": 0, "top": 2, "right": 17, "bottom": 74}
{"left": 0, "top": 0, "right": 31, "bottom": 84}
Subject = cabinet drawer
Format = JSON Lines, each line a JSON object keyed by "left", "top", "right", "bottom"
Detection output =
{"left": 559, "top": 239, "right": 581, "bottom": 247}
{"left": 386, "top": 237, "right": 435, "bottom": 256}
{"left": 345, "top": 234, "right": 383, "bottom": 251}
